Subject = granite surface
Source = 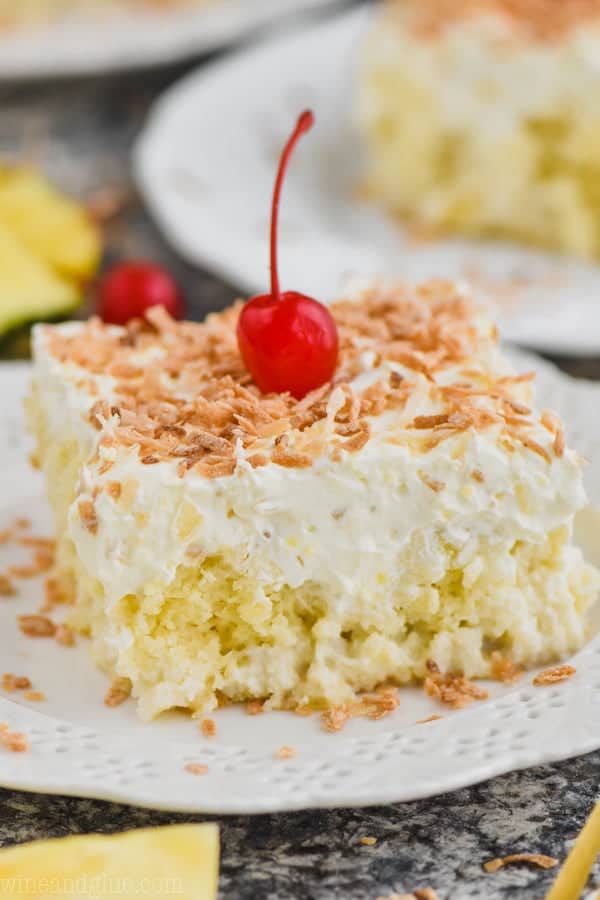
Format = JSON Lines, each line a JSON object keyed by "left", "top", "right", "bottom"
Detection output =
{"left": 0, "top": 5, "right": 600, "bottom": 898}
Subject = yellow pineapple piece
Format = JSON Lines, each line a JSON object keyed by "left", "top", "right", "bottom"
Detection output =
{"left": 0, "top": 823, "right": 219, "bottom": 900}
{"left": 0, "top": 221, "right": 80, "bottom": 336}
{"left": 0, "top": 167, "right": 101, "bottom": 281}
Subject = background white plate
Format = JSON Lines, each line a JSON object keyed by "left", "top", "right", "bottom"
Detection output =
{"left": 2, "top": 355, "right": 600, "bottom": 813}
{"left": 0, "top": 0, "right": 347, "bottom": 80}
{"left": 136, "top": 7, "right": 600, "bottom": 358}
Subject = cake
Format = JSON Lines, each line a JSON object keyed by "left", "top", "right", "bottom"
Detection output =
{"left": 0, "top": 0, "right": 212, "bottom": 28}
{"left": 358, "top": 0, "right": 600, "bottom": 260}
{"left": 27, "top": 279, "right": 598, "bottom": 719}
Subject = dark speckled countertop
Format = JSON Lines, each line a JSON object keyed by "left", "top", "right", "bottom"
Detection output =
{"left": 1, "top": 6, "right": 600, "bottom": 898}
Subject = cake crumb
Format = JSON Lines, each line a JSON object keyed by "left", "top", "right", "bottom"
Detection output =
{"left": 274, "top": 746, "right": 297, "bottom": 760}
{"left": 200, "top": 718, "right": 217, "bottom": 738}
{"left": 55, "top": 624, "right": 76, "bottom": 647}
{"left": 484, "top": 853, "right": 558, "bottom": 873}
{"left": 185, "top": 763, "right": 209, "bottom": 776}
{"left": 0, "top": 723, "right": 29, "bottom": 753}
{"left": 104, "top": 676, "right": 132, "bottom": 707}
{"left": 533, "top": 665, "right": 576, "bottom": 686}
{"left": 23, "top": 691, "right": 45, "bottom": 702}
{"left": 17, "top": 615, "right": 56, "bottom": 638}
{"left": 360, "top": 836, "right": 377, "bottom": 846}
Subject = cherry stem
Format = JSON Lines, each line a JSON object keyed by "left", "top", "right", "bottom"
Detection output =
{"left": 269, "top": 110, "right": 314, "bottom": 302}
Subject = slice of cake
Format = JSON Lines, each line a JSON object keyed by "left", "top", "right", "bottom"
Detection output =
{"left": 0, "top": 0, "right": 213, "bottom": 29}
{"left": 28, "top": 279, "right": 598, "bottom": 719}
{"left": 358, "top": 0, "right": 600, "bottom": 259}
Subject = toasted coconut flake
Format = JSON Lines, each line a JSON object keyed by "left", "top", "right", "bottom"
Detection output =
{"left": 185, "top": 762, "right": 209, "bottom": 776}
{"left": 512, "top": 434, "right": 552, "bottom": 464}
{"left": 472, "top": 468, "right": 485, "bottom": 483}
{"left": 18, "top": 614, "right": 56, "bottom": 638}
{"left": 533, "top": 665, "right": 576, "bottom": 686}
{"left": 274, "top": 745, "right": 297, "bottom": 760}
{"left": 200, "top": 718, "right": 217, "bottom": 738}
{"left": 17, "top": 536, "right": 55, "bottom": 551}
{"left": 425, "top": 665, "right": 489, "bottom": 709}
{"left": 412, "top": 413, "right": 450, "bottom": 430}
{"left": 360, "top": 836, "right": 377, "bottom": 846}
{"left": 0, "top": 575, "right": 15, "bottom": 597}
{"left": 416, "top": 714, "right": 443, "bottom": 724}
{"left": 414, "top": 891, "right": 439, "bottom": 900}
{"left": 104, "top": 676, "right": 132, "bottom": 707}
{"left": 2, "top": 674, "right": 31, "bottom": 692}
{"left": 541, "top": 408, "right": 566, "bottom": 459}
{"left": 55, "top": 624, "right": 76, "bottom": 647}
{"left": 23, "top": 691, "right": 45, "bottom": 702}
{"left": 78, "top": 499, "right": 98, "bottom": 535}
{"left": 106, "top": 481, "right": 122, "bottom": 500}
{"left": 0, "top": 723, "right": 29, "bottom": 753}
{"left": 342, "top": 422, "right": 371, "bottom": 453}
{"left": 272, "top": 446, "right": 312, "bottom": 469}
{"left": 419, "top": 473, "right": 445, "bottom": 493}
{"left": 484, "top": 853, "right": 558, "bottom": 874}
{"left": 321, "top": 705, "right": 351, "bottom": 733}
{"left": 553, "top": 428, "right": 565, "bottom": 457}
{"left": 490, "top": 652, "right": 523, "bottom": 685}
{"left": 245, "top": 700, "right": 264, "bottom": 716}
{"left": 247, "top": 453, "right": 269, "bottom": 469}
{"left": 42, "top": 576, "right": 72, "bottom": 612}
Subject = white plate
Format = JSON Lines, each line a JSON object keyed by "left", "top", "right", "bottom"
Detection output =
{"left": 0, "top": 0, "right": 345, "bottom": 80}
{"left": 135, "top": 7, "right": 600, "bottom": 358}
{"left": 2, "top": 357, "right": 600, "bottom": 813}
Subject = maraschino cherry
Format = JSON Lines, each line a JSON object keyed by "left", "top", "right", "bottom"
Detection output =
{"left": 237, "top": 111, "right": 338, "bottom": 400}
{"left": 98, "top": 260, "right": 185, "bottom": 326}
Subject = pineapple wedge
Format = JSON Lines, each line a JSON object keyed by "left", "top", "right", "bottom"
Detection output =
{"left": 0, "top": 167, "right": 100, "bottom": 282}
{"left": 0, "top": 824, "right": 219, "bottom": 900}
{"left": 0, "top": 221, "right": 80, "bottom": 336}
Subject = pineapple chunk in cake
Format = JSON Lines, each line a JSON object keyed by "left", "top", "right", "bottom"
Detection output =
{"left": 358, "top": 0, "right": 600, "bottom": 260}
{"left": 27, "top": 280, "right": 599, "bottom": 719}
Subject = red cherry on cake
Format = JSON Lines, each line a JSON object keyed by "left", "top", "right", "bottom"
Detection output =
{"left": 237, "top": 111, "right": 338, "bottom": 400}
{"left": 98, "top": 261, "right": 185, "bottom": 326}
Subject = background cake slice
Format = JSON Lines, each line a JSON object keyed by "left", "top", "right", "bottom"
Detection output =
{"left": 28, "top": 280, "right": 599, "bottom": 719}
{"left": 358, "top": 0, "right": 600, "bottom": 260}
